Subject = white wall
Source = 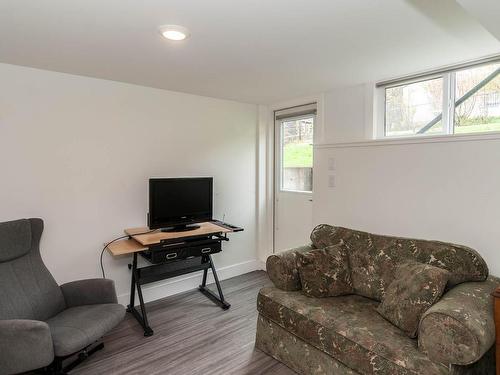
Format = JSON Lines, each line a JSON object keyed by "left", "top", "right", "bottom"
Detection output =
{"left": 313, "top": 83, "right": 500, "bottom": 276}
{"left": 323, "top": 83, "right": 374, "bottom": 143}
{"left": 0, "top": 63, "right": 260, "bottom": 304}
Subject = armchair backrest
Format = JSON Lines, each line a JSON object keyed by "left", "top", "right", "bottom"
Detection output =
{"left": 0, "top": 218, "right": 65, "bottom": 320}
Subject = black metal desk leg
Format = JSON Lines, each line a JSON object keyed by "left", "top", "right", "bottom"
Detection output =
{"left": 198, "top": 255, "right": 231, "bottom": 310}
{"left": 210, "top": 255, "right": 225, "bottom": 301}
{"left": 201, "top": 264, "right": 208, "bottom": 287}
{"left": 126, "top": 253, "right": 154, "bottom": 337}
{"left": 126, "top": 253, "right": 137, "bottom": 313}
{"left": 134, "top": 271, "right": 154, "bottom": 337}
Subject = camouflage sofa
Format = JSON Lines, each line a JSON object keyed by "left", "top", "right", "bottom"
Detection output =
{"left": 256, "top": 225, "right": 498, "bottom": 375}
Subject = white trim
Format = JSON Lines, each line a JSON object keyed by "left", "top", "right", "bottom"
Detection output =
{"left": 377, "top": 59, "right": 500, "bottom": 139}
{"left": 257, "top": 104, "right": 274, "bottom": 264}
{"left": 279, "top": 189, "right": 313, "bottom": 195}
{"left": 269, "top": 94, "right": 325, "bottom": 144}
{"left": 267, "top": 94, "right": 324, "bottom": 255}
{"left": 383, "top": 75, "right": 448, "bottom": 138}
{"left": 275, "top": 114, "right": 315, "bottom": 194}
{"left": 376, "top": 53, "right": 500, "bottom": 88}
{"left": 275, "top": 103, "right": 317, "bottom": 120}
{"left": 448, "top": 73, "right": 456, "bottom": 131}
{"left": 382, "top": 72, "right": 445, "bottom": 90}
{"left": 315, "top": 131, "right": 500, "bottom": 149}
{"left": 374, "top": 85, "right": 385, "bottom": 139}
{"left": 117, "top": 259, "right": 261, "bottom": 305}
{"left": 266, "top": 107, "right": 275, "bottom": 256}
{"left": 442, "top": 73, "right": 453, "bottom": 135}
{"left": 277, "top": 112, "right": 316, "bottom": 123}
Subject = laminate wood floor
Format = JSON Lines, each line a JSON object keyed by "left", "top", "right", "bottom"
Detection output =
{"left": 71, "top": 271, "right": 295, "bottom": 375}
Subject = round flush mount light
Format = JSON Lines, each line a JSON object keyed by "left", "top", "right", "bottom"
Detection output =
{"left": 159, "top": 25, "right": 190, "bottom": 41}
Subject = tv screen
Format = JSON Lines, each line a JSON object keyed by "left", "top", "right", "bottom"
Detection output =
{"left": 149, "top": 177, "right": 213, "bottom": 230}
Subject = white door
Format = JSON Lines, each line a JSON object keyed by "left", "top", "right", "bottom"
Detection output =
{"left": 274, "top": 111, "right": 314, "bottom": 252}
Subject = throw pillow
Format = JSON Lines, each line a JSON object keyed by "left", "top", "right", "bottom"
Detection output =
{"left": 377, "top": 261, "right": 450, "bottom": 338}
{"left": 310, "top": 224, "right": 341, "bottom": 248}
{"left": 297, "top": 244, "right": 353, "bottom": 297}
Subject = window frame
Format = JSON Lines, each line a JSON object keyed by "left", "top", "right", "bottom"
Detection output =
{"left": 276, "top": 113, "right": 315, "bottom": 194}
{"left": 377, "top": 59, "right": 500, "bottom": 139}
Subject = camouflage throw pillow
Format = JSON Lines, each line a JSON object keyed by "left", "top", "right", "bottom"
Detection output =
{"left": 377, "top": 261, "right": 450, "bottom": 338}
{"left": 297, "top": 244, "right": 353, "bottom": 298}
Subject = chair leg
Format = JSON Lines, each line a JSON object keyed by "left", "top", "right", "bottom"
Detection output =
{"left": 63, "top": 341, "right": 105, "bottom": 373}
{"left": 44, "top": 341, "right": 104, "bottom": 374}
{"left": 44, "top": 358, "right": 66, "bottom": 375}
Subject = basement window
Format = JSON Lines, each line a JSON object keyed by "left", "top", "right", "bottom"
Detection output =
{"left": 378, "top": 59, "right": 500, "bottom": 138}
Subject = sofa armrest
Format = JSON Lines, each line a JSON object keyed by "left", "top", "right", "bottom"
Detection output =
{"left": 61, "top": 278, "right": 118, "bottom": 308}
{"left": 0, "top": 319, "right": 54, "bottom": 375}
{"left": 266, "top": 244, "right": 314, "bottom": 291}
{"left": 418, "top": 276, "right": 499, "bottom": 366}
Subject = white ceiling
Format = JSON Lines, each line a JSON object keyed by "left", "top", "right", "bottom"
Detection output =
{"left": 456, "top": 0, "right": 500, "bottom": 42}
{"left": 0, "top": 0, "right": 499, "bottom": 104}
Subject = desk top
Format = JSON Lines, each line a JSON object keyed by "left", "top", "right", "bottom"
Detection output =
{"left": 126, "top": 222, "right": 231, "bottom": 246}
{"left": 107, "top": 222, "right": 232, "bottom": 256}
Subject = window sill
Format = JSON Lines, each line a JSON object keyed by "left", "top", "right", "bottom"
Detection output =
{"left": 315, "top": 131, "right": 500, "bottom": 149}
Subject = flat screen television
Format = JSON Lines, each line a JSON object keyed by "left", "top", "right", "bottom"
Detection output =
{"left": 148, "top": 177, "right": 213, "bottom": 231}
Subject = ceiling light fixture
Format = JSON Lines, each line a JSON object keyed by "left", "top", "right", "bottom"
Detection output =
{"left": 159, "top": 25, "right": 190, "bottom": 41}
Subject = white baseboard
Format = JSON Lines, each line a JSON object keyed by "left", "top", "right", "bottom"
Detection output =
{"left": 117, "top": 259, "right": 261, "bottom": 305}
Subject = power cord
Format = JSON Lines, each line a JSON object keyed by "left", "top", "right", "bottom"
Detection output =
{"left": 100, "top": 229, "right": 155, "bottom": 279}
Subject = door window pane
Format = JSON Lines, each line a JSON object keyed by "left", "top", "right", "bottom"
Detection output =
{"left": 454, "top": 63, "right": 500, "bottom": 134}
{"left": 281, "top": 117, "right": 313, "bottom": 192}
{"left": 385, "top": 77, "right": 444, "bottom": 136}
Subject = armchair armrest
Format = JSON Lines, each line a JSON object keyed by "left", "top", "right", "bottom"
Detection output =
{"left": 0, "top": 319, "right": 54, "bottom": 375}
{"left": 418, "top": 276, "right": 499, "bottom": 366}
{"left": 266, "top": 244, "right": 314, "bottom": 291}
{"left": 61, "top": 278, "right": 118, "bottom": 308}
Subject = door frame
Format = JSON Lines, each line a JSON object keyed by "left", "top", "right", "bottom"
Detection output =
{"left": 274, "top": 113, "right": 315, "bottom": 252}
{"left": 263, "top": 94, "right": 325, "bottom": 255}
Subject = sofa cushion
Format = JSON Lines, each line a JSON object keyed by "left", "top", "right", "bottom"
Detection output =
{"left": 256, "top": 314, "right": 359, "bottom": 375}
{"left": 317, "top": 225, "right": 488, "bottom": 301}
{"left": 297, "top": 244, "right": 353, "bottom": 297}
{"left": 266, "top": 244, "right": 315, "bottom": 291}
{"left": 377, "top": 262, "right": 449, "bottom": 338}
{"left": 257, "top": 287, "right": 448, "bottom": 375}
{"left": 310, "top": 224, "right": 341, "bottom": 248}
{"left": 46, "top": 303, "right": 125, "bottom": 356}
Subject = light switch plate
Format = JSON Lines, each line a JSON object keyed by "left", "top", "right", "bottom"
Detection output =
{"left": 328, "top": 175, "right": 336, "bottom": 188}
{"left": 328, "top": 157, "right": 336, "bottom": 171}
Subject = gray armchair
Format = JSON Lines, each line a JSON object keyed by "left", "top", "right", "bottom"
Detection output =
{"left": 0, "top": 218, "right": 125, "bottom": 375}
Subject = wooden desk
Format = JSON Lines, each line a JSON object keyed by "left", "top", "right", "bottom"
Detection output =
{"left": 107, "top": 221, "right": 242, "bottom": 336}
{"left": 107, "top": 222, "right": 231, "bottom": 256}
